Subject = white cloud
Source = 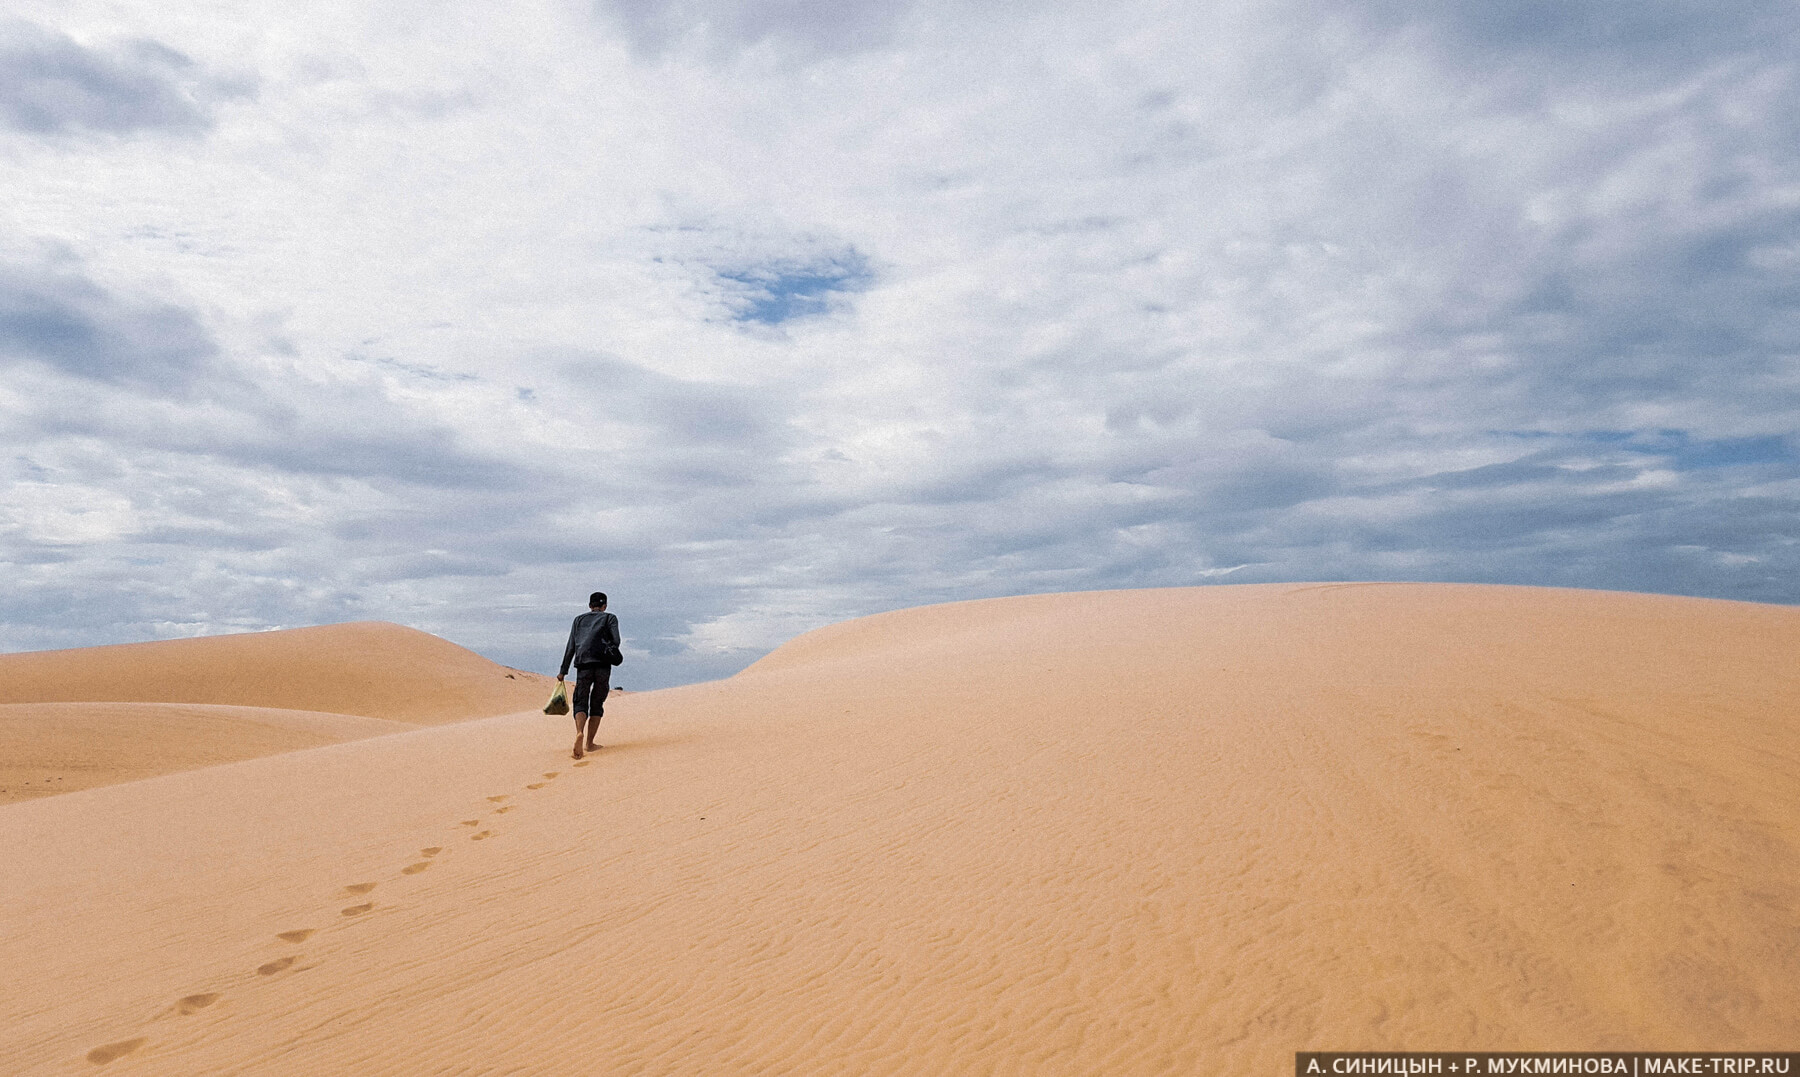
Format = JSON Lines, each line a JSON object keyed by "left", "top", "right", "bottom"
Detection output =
{"left": 0, "top": 0, "right": 1795, "bottom": 684}
{"left": 0, "top": 17, "right": 253, "bottom": 137}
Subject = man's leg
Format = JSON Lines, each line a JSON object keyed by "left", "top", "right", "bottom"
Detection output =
{"left": 570, "top": 669, "right": 591, "bottom": 759}
{"left": 583, "top": 669, "right": 611, "bottom": 750}
{"left": 574, "top": 667, "right": 605, "bottom": 753}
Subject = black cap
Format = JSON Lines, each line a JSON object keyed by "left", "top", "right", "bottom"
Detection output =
{"left": 589, "top": 591, "right": 607, "bottom": 608}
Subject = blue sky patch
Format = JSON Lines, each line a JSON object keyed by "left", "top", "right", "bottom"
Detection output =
{"left": 716, "top": 250, "right": 872, "bottom": 326}
{"left": 1660, "top": 434, "right": 1794, "bottom": 469}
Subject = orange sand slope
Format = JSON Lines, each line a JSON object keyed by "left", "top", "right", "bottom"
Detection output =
{"left": 0, "top": 703, "right": 415, "bottom": 804}
{"left": 0, "top": 622, "right": 555, "bottom": 803}
{"left": 0, "top": 621, "right": 550, "bottom": 721}
{"left": 2, "top": 584, "right": 1797, "bottom": 1074}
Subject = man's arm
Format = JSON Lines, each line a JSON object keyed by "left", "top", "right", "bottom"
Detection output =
{"left": 558, "top": 616, "right": 581, "bottom": 679}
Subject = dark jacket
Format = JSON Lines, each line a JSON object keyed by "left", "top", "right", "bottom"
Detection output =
{"left": 560, "top": 610, "right": 620, "bottom": 676}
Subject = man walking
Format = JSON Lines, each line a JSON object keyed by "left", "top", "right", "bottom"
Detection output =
{"left": 557, "top": 591, "right": 620, "bottom": 759}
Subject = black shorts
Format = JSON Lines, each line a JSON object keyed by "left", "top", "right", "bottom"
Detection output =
{"left": 572, "top": 664, "right": 611, "bottom": 716}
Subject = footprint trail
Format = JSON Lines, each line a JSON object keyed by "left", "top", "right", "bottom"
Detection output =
{"left": 76, "top": 757, "right": 587, "bottom": 1069}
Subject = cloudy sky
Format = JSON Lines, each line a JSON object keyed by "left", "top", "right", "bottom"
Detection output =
{"left": 3, "top": 0, "right": 1796, "bottom": 688}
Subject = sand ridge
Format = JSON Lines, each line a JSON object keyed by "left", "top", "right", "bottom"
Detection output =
{"left": 1, "top": 583, "right": 1796, "bottom": 1073}
{"left": 0, "top": 620, "right": 554, "bottom": 723}
{"left": 0, "top": 621, "right": 557, "bottom": 802}
{"left": 0, "top": 703, "right": 416, "bottom": 804}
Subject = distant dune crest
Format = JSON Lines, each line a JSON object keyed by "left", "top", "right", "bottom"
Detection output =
{"left": 0, "top": 621, "right": 549, "bottom": 721}
{"left": 0, "top": 621, "right": 554, "bottom": 803}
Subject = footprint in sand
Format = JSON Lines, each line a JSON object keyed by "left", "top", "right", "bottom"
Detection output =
{"left": 276, "top": 929, "right": 314, "bottom": 944}
{"left": 341, "top": 903, "right": 373, "bottom": 917}
{"left": 256, "top": 956, "right": 295, "bottom": 976}
{"left": 471, "top": 830, "right": 493, "bottom": 841}
{"left": 420, "top": 847, "right": 442, "bottom": 857}
{"left": 175, "top": 993, "right": 219, "bottom": 1015}
{"left": 486, "top": 795, "right": 509, "bottom": 803}
{"left": 542, "top": 772, "right": 558, "bottom": 779}
{"left": 525, "top": 783, "right": 546, "bottom": 790}
{"left": 573, "top": 760, "right": 589, "bottom": 768}
{"left": 458, "top": 820, "right": 479, "bottom": 827}
{"left": 402, "top": 862, "right": 432, "bottom": 875}
{"left": 343, "top": 882, "right": 376, "bottom": 895}
{"left": 493, "top": 806, "right": 515, "bottom": 814}
{"left": 86, "top": 1038, "right": 147, "bottom": 1065}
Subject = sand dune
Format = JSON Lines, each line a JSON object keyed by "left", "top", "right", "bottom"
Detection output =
{"left": 0, "top": 622, "right": 555, "bottom": 803}
{"left": 0, "top": 620, "right": 552, "bottom": 723}
{"left": 0, "top": 703, "right": 415, "bottom": 804}
{"left": 2, "top": 583, "right": 1796, "bottom": 1073}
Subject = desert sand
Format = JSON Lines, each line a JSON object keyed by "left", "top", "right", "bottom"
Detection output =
{"left": 0, "top": 622, "right": 556, "bottom": 803}
{"left": 1, "top": 583, "right": 1796, "bottom": 1074}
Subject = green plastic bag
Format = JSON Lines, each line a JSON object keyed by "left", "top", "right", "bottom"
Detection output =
{"left": 544, "top": 682, "right": 569, "bottom": 715}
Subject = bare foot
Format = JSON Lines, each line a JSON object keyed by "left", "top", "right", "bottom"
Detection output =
{"left": 572, "top": 737, "right": 584, "bottom": 760}
{"left": 586, "top": 742, "right": 601, "bottom": 751}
